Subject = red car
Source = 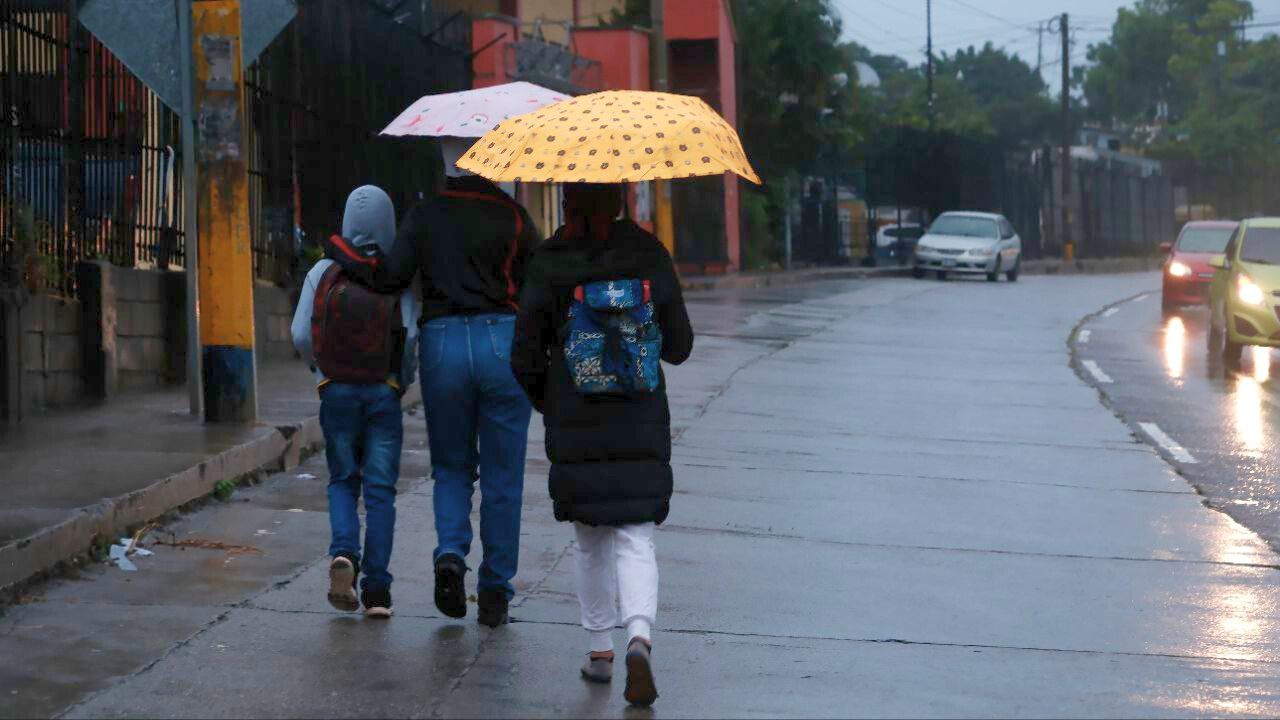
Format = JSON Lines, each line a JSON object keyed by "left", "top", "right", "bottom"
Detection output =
{"left": 1161, "top": 220, "right": 1238, "bottom": 313}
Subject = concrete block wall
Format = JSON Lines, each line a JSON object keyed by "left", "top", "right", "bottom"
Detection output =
{"left": 20, "top": 294, "right": 84, "bottom": 412}
{"left": 3, "top": 263, "right": 298, "bottom": 419}
{"left": 114, "top": 268, "right": 188, "bottom": 392}
{"left": 255, "top": 282, "right": 299, "bottom": 362}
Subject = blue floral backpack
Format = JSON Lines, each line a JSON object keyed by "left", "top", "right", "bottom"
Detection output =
{"left": 563, "top": 279, "right": 662, "bottom": 394}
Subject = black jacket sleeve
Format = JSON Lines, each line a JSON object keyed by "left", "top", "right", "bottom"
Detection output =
{"left": 511, "top": 251, "right": 553, "bottom": 414}
{"left": 657, "top": 250, "right": 694, "bottom": 365}
{"left": 510, "top": 206, "right": 540, "bottom": 294}
{"left": 320, "top": 205, "right": 422, "bottom": 293}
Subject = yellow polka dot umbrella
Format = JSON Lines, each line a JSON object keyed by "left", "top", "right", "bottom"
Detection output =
{"left": 454, "top": 90, "right": 760, "bottom": 185}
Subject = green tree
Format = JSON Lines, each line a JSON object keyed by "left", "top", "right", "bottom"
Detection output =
{"left": 935, "top": 43, "right": 1055, "bottom": 143}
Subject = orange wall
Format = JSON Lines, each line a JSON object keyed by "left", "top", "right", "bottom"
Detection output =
{"left": 665, "top": 0, "right": 720, "bottom": 40}
{"left": 572, "top": 28, "right": 650, "bottom": 91}
{"left": 472, "top": 16, "right": 520, "bottom": 88}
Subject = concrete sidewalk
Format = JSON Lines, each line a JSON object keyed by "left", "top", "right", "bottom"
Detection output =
{"left": 0, "top": 359, "right": 419, "bottom": 592}
{"left": 5, "top": 272, "right": 1280, "bottom": 718}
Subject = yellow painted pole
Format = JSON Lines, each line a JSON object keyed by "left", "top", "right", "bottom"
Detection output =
{"left": 655, "top": 181, "right": 674, "bottom": 254}
{"left": 650, "top": 0, "right": 675, "bottom": 256}
{"left": 193, "top": 0, "right": 256, "bottom": 422}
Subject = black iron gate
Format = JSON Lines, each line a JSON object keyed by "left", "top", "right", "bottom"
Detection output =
{"left": 246, "top": 0, "right": 471, "bottom": 285}
{"left": 1, "top": 0, "right": 472, "bottom": 297}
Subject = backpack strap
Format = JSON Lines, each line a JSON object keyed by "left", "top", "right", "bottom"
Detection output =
{"left": 310, "top": 264, "right": 344, "bottom": 364}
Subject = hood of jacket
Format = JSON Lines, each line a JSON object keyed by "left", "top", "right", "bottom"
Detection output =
{"left": 341, "top": 185, "right": 396, "bottom": 255}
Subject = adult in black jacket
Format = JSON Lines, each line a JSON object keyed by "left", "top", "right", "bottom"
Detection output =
{"left": 510, "top": 183, "right": 693, "bottom": 707}
{"left": 324, "top": 149, "right": 540, "bottom": 630}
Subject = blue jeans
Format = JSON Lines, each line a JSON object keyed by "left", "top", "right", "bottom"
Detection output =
{"left": 320, "top": 382, "right": 403, "bottom": 592}
{"left": 420, "top": 314, "right": 532, "bottom": 599}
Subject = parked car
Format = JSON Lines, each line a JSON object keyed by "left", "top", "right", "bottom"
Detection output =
{"left": 912, "top": 211, "right": 1022, "bottom": 281}
{"left": 1207, "top": 217, "right": 1280, "bottom": 368}
{"left": 874, "top": 223, "right": 923, "bottom": 264}
{"left": 1160, "top": 220, "right": 1237, "bottom": 314}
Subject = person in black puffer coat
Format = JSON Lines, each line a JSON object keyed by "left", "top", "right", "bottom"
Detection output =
{"left": 510, "top": 183, "right": 693, "bottom": 707}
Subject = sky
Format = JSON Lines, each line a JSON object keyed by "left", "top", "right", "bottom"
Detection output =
{"left": 832, "top": 0, "right": 1280, "bottom": 95}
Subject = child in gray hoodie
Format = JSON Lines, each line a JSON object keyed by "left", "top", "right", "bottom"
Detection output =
{"left": 291, "top": 185, "right": 420, "bottom": 617}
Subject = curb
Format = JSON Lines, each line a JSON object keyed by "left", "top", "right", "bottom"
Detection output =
{"left": 0, "top": 387, "right": 420, "bottom": 594}
{"left": 1021, "top": 257, "right": 1161, "bottom": 276}
{"left": 681, "top": 257, "right": 1159, "bottom": 292}
{"left": 682, "top": 266, "right": 910, "bottom": 292}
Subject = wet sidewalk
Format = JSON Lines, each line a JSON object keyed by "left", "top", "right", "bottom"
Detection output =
{"left": 0, "top": 360, "right": 408, "bottom": 590}
{"left": 5, "top": 274, "right": 1280, "bottom": 718}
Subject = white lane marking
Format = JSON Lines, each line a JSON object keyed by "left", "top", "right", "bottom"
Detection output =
{"left": 1138, "top": 422, "right": 1198, "bottom": 464}
{"left": 1133, "top": 294, "right": 1149, "bottom": 302}
{"left": 1082, "top": 360, "right": 1113, "bottom": 383}
{"left": 1102, "top": 307, "right": 1119, "bottom": 317}
{"left": 1078, "top": 329, "right": 1091, "bottom": 343}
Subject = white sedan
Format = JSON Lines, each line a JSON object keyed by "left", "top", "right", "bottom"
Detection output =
{"left": 912, "top": 211, "right": 1022, "bottom": 282}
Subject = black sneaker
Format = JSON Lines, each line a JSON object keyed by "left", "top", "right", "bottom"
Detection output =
{"left": 361, "top": 586, "right": 393, "bottom": 618}
{"left": 477, "top": 589, "right": 509, "bottom": 628}
{"left": 434, "top": 554, "right": 467, "bottom": 619}
{"left": 327, "top": 555, "right": 359, "bottom": 613}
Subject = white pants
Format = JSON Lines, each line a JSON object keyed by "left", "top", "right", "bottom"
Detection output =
{"left": 574, "top": 522, "right": 657, "bottom": 653}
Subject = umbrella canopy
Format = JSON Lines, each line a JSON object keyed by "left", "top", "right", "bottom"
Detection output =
{"left": 455, "top": 90, "right": 760, "bottom": 184}
{"left": 380, "top": 81, "right": 570, "bottom": 139}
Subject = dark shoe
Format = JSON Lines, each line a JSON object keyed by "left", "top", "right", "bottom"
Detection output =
{"left": 580, "top": 652, "right": 614, "bottom": 684}
{"left": 624, "top": 638, "right": 658, "bottom": 707}
{"left": 327, "top": 555, "right": 359, "bottom": 613}
{"left": 434, "top": 554, "right": 467, "bottom": 619}
{"left": 476, "top": 589, "right": 509, "bottom": 627}
{"left": 361, "top": 586, "right": 393, "bottom": 618}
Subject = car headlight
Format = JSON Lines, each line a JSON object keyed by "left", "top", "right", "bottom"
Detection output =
{"left": 916, "top": 244, "right": 934, "bottom": 253}
{"left": 1167, "top": 261, "right": 1191, "bottom": 278}
{"left": 968, "top": 247, "right": 996, "bottom": 257}
{"left": 1238, "top": 275, "right": 1266, "bottom": 306}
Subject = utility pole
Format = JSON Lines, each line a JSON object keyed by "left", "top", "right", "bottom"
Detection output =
{"left": 925, "top": 0, "right": 934, "bottom": 131}
{"left": 650, "top": 0, "right": 674, "bottom": 256}
{"left": 1036, "top": 21, "right": 1043, "bottom": 75}
{"left": 1059, "top": 12, "right": 1072, "bottom": 260}
{"left": 192, "top": 0, "right": 258, "bottom": 422}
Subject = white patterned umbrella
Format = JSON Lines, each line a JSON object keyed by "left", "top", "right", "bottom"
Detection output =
{"left": 380, "top": 81, "right": 570, "bottom": 139}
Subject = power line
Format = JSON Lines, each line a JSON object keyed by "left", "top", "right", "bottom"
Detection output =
{"left": 932, "top": 0, "right": 1041, "bottom": 31}
{"left": 832, "top": 0, "right": 921, "bottom": 23}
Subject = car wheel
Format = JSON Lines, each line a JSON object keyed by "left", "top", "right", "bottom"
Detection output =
{"left": 1006, "top": 258, "right": 1020, "bottom": 282}
{"left": 936, "top": 270, "right": 948, "bottom": 281}
{"left": 986, "top": 257, "right": 1001, "bottom": 282}
{"left": 1224, "top": 337, "right": 1245, "bottom": 370}
{"left": 911, "top": 266, "right": 925, "bottom": 279}
{"left": 1208, "top": 303, "right": 1244, "bottom": 370}
{"left": 1161, "top": 297, "right": 1177, "bottom": 318}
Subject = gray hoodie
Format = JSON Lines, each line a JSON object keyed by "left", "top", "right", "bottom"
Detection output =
{"left": 291, "top": 185, "right": 421, "bottom": 389}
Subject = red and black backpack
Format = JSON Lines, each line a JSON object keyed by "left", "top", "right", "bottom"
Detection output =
{"left": 310, "top": 264, "right": 404, "bottom": 384}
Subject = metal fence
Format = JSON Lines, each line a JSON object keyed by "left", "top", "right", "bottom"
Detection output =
{"left": 1173, "top": 168, "right": 1280, "bottom": 224}
{"left": 1, "top": 0, "right": 471, "bottom": 297}
{"left": 246, "top": 0, "right": 471, "bottom": 285}
{"left": 1039, "top": 150, "right": 1176, "bottom": 259}
{"left": 1, "top": 1, "right": 186, "bottom": 297}
{"left": 860, "top": 128, "right": 1046, "bottom": 261}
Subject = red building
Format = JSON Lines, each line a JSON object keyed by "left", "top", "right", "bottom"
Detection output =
{"left": 469, "top": 0, "right": 742, "bottom": 274}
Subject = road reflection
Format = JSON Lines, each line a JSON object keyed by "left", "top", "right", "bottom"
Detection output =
{"left": 1233, "top": 375, "right": 1267, "bottom": 456}
{"left": 1163, "top": 315, "right": 1186, "bottom": 382}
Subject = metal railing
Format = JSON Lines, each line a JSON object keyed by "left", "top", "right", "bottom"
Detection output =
{"left": 504, "top": 36, "right": 602, "bottom": 95}
{"left": 1, "top": 0, "right": 472, "bottom": 297}
{"left": 1, "top": 2, "right": 185, "bottom": 297}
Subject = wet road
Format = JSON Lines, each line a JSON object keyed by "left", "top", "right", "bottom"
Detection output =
{"left": 1075, "top": 285, "right": 1280, "bottom": 548}
{"left": 6, "top": 273, "right": 1280, "bottom": 718}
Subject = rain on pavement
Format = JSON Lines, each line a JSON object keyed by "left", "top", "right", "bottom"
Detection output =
{"left": 6, "top": 273, "right": 1280, "bottom": 718}
{"left": 1077, "top": 283, "right": 1280, "bottom": 548}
